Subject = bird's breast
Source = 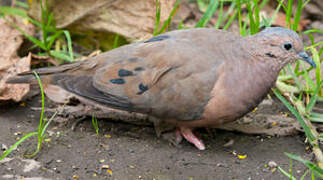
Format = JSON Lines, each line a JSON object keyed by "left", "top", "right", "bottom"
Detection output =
{"left": 201, "top": 62, "right": 277, "bottom": 126}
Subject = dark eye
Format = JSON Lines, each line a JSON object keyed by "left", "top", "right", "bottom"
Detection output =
{"left": 283, "top": 42, "right": 293, "bottom": 51}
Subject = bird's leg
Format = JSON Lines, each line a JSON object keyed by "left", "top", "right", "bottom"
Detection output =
{"left": 178, "top": 127, "right": 205, "bottom": 150}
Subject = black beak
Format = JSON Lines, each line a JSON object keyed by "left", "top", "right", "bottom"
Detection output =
{"left": 298, "top": 52, "right": 316, "bottom": 68}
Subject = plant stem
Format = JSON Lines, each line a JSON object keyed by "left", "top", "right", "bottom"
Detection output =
{"left": 285, "top": 93, "right": 323, "bottom": 168}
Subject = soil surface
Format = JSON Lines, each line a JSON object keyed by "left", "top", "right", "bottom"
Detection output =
{"left": 0, "top": 96, "right": 315, "bottom": 180}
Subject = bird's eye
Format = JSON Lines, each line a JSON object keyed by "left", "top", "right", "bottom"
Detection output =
{"left": 283, "top": 42, "right": 293, "bottom": 51}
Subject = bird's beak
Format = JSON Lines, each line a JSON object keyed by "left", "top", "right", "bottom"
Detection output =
{"left": 298, "top": 52, "right": 316, "bottom": 68}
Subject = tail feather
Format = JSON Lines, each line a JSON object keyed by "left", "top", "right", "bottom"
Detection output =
{"left": 6, "top": 74, "right": 38, "bottom": 84}
{"left": 6, "top": 61, "right": 83, "bottom": 84}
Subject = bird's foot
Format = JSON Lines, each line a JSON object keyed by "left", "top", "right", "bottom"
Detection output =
{"left": 178, "top": 127, "right": 205, "bottom": 150}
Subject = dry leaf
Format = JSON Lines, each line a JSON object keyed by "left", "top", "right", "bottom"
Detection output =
{"left": 28, "top": 0, "right": 178, "bottom": 42}
{"left": 272, "top": 12, "right": 310, "bottom": 31}
{"left": 0, "top": 16, "right": 35, "bottom": 102}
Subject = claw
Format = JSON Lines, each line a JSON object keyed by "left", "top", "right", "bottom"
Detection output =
{"left": 178, "top": 127, "right": 205, "bottom": 150}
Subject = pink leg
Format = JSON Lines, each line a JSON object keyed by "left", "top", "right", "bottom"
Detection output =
{"left": 178, "top": 127, "right": 205, "bottom": 150}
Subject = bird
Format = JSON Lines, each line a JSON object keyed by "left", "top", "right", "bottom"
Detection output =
{"left": 7, "top": 27, "right": 316, "bottom": 150}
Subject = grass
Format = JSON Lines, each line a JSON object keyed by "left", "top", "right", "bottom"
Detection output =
{"left": 278, "top": 153, "right": 323, "bottom": 179}
{"left": 0, "top": 72, "right": 57, "bottom": 160}
{"left": 92, "top": 114, "right": 99, "bottom": 135}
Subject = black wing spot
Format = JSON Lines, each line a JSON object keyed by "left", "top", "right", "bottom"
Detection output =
{"left": 144, "top": 35, "right": 170, "bottom": 43}
{"left": 110, "top": 78, "right": 125, "bottom": 84}
{"left": 137, "top": 83, "right": 148, "bottom": 95}
{"left": 134, "top": 67, "right": 145, "bottom": 71}
{"left": 118, "top": 69, "right": 134, "bottom": 77}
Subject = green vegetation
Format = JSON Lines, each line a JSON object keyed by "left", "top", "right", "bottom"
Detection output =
{"left": 92, "top": 114, "right": 99, "bottom": 135}
{"left": 0, "top": 0, "right": 74, "bottom": 62}
{"left": 0, "top": 72, "right": 57, "bottom": 160}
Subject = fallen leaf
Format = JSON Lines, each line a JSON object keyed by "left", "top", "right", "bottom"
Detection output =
{"left": 28, "top": 0, "right": 180, "bottom": 50}
{"left": 0, "top": 16, "right": 35, "bottom": 103}
{"left": 271, "top": 12, "right": 310, "bottom": 31}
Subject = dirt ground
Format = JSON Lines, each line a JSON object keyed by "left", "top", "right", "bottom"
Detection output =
{"left": 0, "top": 95, "right": 316, "bottom": 180}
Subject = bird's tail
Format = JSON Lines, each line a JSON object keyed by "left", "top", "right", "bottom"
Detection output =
{"left": 6, "top": 61, "right": 82, "bottom": 85}
{"left": 6, "top": 74, "right": 38, "bottom": 84}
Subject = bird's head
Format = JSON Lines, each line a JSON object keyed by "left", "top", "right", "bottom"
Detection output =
{"left": 253, "top": 27, "right": 316, "bottom": 70}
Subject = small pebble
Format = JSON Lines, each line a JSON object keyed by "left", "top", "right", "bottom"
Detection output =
{"left": 14, "top": 132, "right": 22, "bottom": 136}
{"left": 223, "top": 139, "right": 234, "bottom": 147}
{"left": 268, "top": 161, "right": 277, "bottom": 168}
{"left": 1, "top": 144, "right": 8, "bottom": 151}
{"left": 102, "top": 165, "right": 110, "bottom": 169}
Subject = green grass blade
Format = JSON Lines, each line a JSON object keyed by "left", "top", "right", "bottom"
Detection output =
{"left": 92, "top": 115, "right": 99, "bottom": 135}
{"left": 292, "top": 0, "right": 303, "bottom": 31}
{"left": 310, "top": 117, "right": 323, "bottom": 123}
{"left": 0, "top": 132, "right": 38, "bottom": 160}
{"left": 302, "top": 0, "right": 311, "bottom": 9}
{"left": 33, "top": 72, "right": 45, "bottom": 133}
{"left": 285, "top": 152, "right": 323, "bottom": 177}
{"left": 223, "top": 9, "right": 237, "bottom": 30}
{"left": 0, "top": 6, "right": 27, "bottom": 17}
{"left": 0, "top": 6, "right": 41, "bottom": 27}
{"left": 300, "top": 168, "right": 313, "bottom": 180}
{"left": 113, "top": 34, "right": 120, "bottom": 49}
{"left": 252, "top": 0, "right": 260, "bottom": 32}
{"left": 285, "top": 0, "right": 293, "bottom": 28}
{"left": 272, "top": 89, "right": 316, "bottom": 142}
{"left": 15, "top": 1, "right": 29, "bottom": 9}
{"left": 300, "top": 61, "right": 315, "bottom": 91}
{"left": 268, "top": 0, "right": 284, "bottom": 27}
{"left": 46, "top": 12, "right": 54, "bottom": 28}
{"left": 221, "top": 1, "right": 235, "bottom": 24}
{"left": 47, "top": 30, "right": 63, "bottom": 50}
{"left": 246, "top": 1, "right": 255, "bottom": 34}
{"left": 304, "top": 29, "right": 323, "bottom": 34}
{"left": 286, "top": 64, "right": 303, "bottom": 90}
{"left": 310, "top": 112, "right": 323, "bottom": 123}
{"left": 259, "top": 0, "right": 269, "bottom": 10}
{"left": 278, "top": 166, "right": 297, "bottom": 180}
{"left": 195, "top": 0, "right": 219, "bottom": 28}
{"left": 157, "top": 0, "right": 181, "bottom": 34}
{"left": 310, "top": 47, "right": 321, "bottom": 95}
{"left": 50, "top": 50, "right": 74, "bottom": 62}
{"left": 63, "top": 30, "right": 74, "bottom": 61}
{"left": 214, "top": 1, "right": 224, "bottom": 29}
{"left": 197, "top": 0, "right": 209, "bottom": 12}
{"left": 153, "top": 0, "right": 161, "bottom": 36}
{"left": 305, "top": 81, "right": 322, "bottom": 114}
{"left": 40, "top": 110, "right": 58, "bottom": 137}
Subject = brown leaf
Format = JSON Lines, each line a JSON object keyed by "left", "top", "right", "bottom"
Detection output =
{"left": 0, "top": 16, "right": 35, "bottom": 102}
{"left": 271, "top": 12, "right": 310, "bottom": 31}
{"left": 28, "top": 0, "right": 178, "bottom": 41}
